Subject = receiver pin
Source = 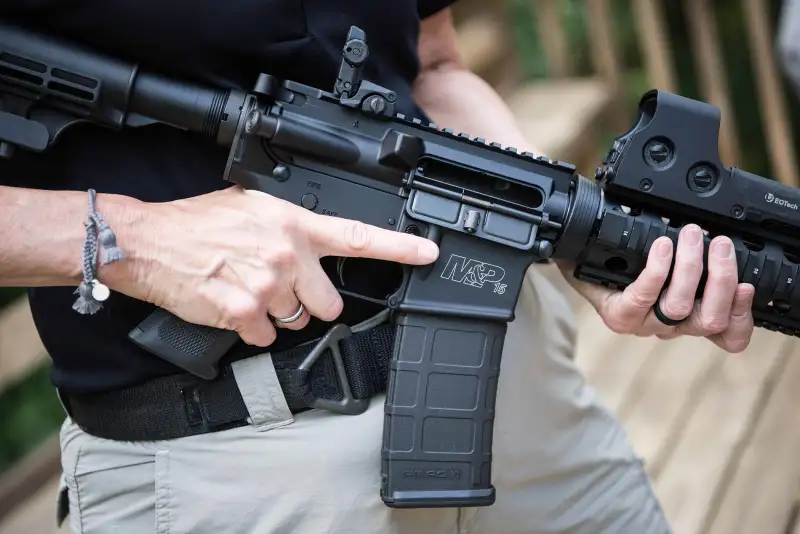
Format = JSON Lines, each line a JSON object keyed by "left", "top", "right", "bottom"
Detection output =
{"left": 464, "top": 210, "right": 481, "bottom": 234}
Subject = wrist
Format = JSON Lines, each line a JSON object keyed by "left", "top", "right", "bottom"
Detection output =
{"left": 92, "top": 193, "right": 160, "bottom": 296}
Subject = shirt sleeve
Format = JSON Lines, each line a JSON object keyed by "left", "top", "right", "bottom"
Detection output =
{"left": 417, "top": 0, "right": 459, "bottom": 19}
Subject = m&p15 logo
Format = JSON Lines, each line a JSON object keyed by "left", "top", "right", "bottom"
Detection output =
{"left": 440, "top": 254, "right": 507, "bottom": 294}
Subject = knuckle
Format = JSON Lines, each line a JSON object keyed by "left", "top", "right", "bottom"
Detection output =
{"left": 731, "top": 306, "right": 751, "bottom": 319}
{"left": 699, "top": 315, "right": 729, "bottom": 334}
{"left": 602, "top": 315, "right": 635, "bottom": 335}
{"left": 226, "top": 298, "right": 261, "bottom": 324}
{"left": 251, "top": 273, "right": 279, "bottom": 299}
{"left": 318, "top": 296, "right": 344, "bottom": 321}
{"left": 262, "top": 328, "right": 277, "bottom": 345}
{"left": 278, "top": 211, "right": 300, "bottom": 232}
{"left": 240, "top": 329, "right": 266, "bottom": 347}
{"left": 628, "top": 290, "right": 656, "bottom": 311}
{"left": 662, "top": 299, "right": 693, "bottom": 319}
{"left": 676, "top": 256, "right": 703, "bottom": 276}
{"left": 276, "top": 215, "right": 306, "bottom": 244}
{"left": 724, "top": 272, "right": 740, "bottom": 287}
{"left": 343, "top": 221, "right": 372, "bottom": 252}
{"left": 711, "top": 268, "right": 738, "bottom": 286}
{"left": 269, "top": 242, "right": 299, "bottom": 268}
{"left": 242, "top": 327, "right": 276, "bottom": 347}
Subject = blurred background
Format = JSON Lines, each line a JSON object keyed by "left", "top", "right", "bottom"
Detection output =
{"left": 2, "top": 1, "right": 800, "bottom": 532}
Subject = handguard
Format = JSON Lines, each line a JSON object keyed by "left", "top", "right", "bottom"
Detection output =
{"left": 2, "top": 22, "right": 800, "bottom": 510}
{"left": 577, "top": 90, "right": 800, "bottom": 336}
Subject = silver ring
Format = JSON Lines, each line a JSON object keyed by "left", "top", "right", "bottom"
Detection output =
{"left": 272, "top": 303, "right": 305, "bottom": 324}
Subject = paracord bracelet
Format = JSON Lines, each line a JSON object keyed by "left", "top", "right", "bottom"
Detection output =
{"left": 72, "top": 189, "right": 125, "bottom": 314}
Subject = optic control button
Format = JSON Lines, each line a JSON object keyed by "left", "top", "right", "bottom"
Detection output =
{"left": 301, "top": 193, "right": 318, "bottom": 210}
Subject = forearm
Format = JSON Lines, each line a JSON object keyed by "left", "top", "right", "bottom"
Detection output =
{"left": 0, "top": 186, "right": 146, "bottom": 287}
{"left": 412, "top": 66, "right": 541, "bottom": 154}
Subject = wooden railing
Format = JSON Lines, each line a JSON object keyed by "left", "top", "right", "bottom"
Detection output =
{"left": 455, "top": 0, "right": 800, "bottom": 185}
{"left": 0, "top": 297, "right": 46, "bottom": 396}
{"left": 0, "top": 296, "right": 57, "bottom": 529}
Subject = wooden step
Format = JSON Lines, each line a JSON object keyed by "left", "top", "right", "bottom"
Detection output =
{"left": 705, "top": 339, "right": 800, "bottom": 534}
{"left": 650, "top": 329, "right": 791, "bottom": 534}
{"left": 0, "top": 296, "right": 46, "bottom": 394}
{"left": 794, "top": 499, "right": 800, "bottom": 534}
{"left": 616, "top": 335, "right": 726, "bottom": 477}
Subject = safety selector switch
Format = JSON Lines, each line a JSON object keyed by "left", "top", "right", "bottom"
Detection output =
{"left": 301, "top": 193, "right": 318, "bottom": 210}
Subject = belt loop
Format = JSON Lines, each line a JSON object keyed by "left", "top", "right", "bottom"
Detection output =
{"left": 231, "top": 352, "right": 294, "bottom": 432}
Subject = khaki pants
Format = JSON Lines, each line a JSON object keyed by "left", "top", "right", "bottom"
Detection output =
{"left": 57, "top": 267, "right": 672, "bottom": 534}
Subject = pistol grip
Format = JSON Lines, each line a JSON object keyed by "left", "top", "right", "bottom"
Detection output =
{"left": 380, "top": 311, "right": 503, "bottom": 508}
{"left": 128, "top": 308, "right": 240, "bottom": 380}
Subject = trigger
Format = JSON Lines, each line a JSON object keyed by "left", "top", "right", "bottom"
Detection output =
{"left": 336, "top": 257, "right": 347, "bottom": 287}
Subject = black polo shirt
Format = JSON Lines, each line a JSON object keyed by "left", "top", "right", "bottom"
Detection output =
{"left": 0, "top": 0, "right": 457, "bottom": 393}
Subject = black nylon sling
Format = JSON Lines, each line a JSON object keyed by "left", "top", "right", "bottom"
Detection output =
{"left": 60, "top": 323, "right": 396, "bottom": 441}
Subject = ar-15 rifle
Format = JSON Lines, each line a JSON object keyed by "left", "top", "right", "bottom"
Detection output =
{"left": 2, "top": 22, "right": 800, "bottom": 509}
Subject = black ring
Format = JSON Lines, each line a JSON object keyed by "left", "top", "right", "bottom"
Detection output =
{"left": 653, "top": 299, "right": 687, "bottom": 326}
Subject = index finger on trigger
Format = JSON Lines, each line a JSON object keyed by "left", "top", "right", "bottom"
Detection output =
{"left": 309, "top": 215, "right": 439, "bottom": 265}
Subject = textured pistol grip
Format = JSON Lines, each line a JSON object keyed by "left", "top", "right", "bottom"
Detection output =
{"left": 381, "top": 312, "right": 504, "bottom": 508}
{"left": 128, "top": 309, "right": 239, "bottom": 380}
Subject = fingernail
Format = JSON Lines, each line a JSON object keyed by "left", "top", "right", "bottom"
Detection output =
{"left": 657, "top": 239, "right": 672, "bottom": 258}
{"left": 418, "top": 241, "right": 439, "bottom": 263}
{"left": 684, "top": 226, "right": 702, "bottom": 246}
{"left": 713, "top": 239, "right": 732, "bottom": 259}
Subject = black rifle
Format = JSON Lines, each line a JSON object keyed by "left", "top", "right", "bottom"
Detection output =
{"left": 2, "top": 22, "right": 800, "bottom": 509}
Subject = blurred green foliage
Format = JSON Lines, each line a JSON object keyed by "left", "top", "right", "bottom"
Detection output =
{"left": 509, "top": 0, "right": 800, "bottom": 180}
{"left": 0, "top": 290, "right": 56, "bottom": 476}
{"left": 0, "top": 287, "right": 24, "bottom": 308}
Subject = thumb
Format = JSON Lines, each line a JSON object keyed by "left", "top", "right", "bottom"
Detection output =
{"left": 307, "top": 213, "right": 440, "bottom": 265}
{"left": 556, "top": 259, "right": 616, "bottom": 311}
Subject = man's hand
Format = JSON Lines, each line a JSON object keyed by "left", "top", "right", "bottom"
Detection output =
{"left": 557, "top": 224, "right": 755, "bottom": 353}
{"left": 101, "top": 186, "right": 439, "bottom": 348}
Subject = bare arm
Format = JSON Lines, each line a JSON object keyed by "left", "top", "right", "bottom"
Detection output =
{"left": 0, "top": 186, "right": 146, "bottom": 287}
{"left": 412, "top": 9, "right": 541, "bottom": 154}
{"left": 0, "top": 177, "right": 437, "bottom": 344}
{"left": 412, "top": 9, "right": 754, "bottom": 352}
